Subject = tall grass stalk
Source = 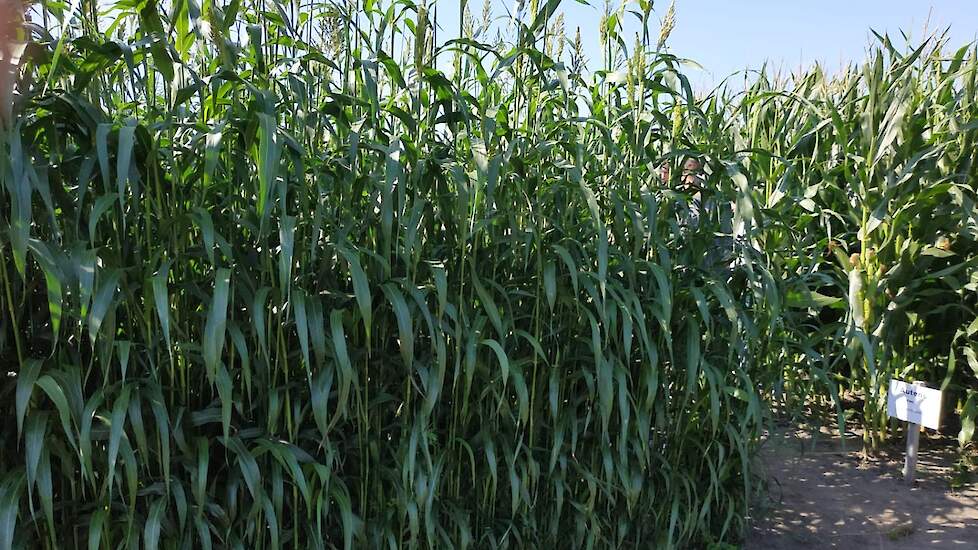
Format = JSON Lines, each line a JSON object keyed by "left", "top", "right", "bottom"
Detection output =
{"left": 0, "top": 0, "right": 777, "bottom": 547}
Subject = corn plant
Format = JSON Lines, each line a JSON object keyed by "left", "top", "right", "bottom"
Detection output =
{"left": 732, "top": 35, "right": 978, "bottom": 452}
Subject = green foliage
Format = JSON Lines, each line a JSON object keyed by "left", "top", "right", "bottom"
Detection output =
{"left": 0, "top": 0, "right": 772, "bottom": 547}
{"left": 3, "top": 0, "right": 977, "bottom": 547}
{"left": 732, "top": 35, "right": 978, "bottom": 451}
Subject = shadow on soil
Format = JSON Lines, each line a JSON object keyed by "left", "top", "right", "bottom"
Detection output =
{"left": 745, "top": 425, "right": 978, "bottom": 549}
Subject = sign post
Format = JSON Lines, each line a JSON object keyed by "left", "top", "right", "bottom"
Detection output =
{"left": 903, "top": 419, "right": 921, "bottom": 484}
{"left": 886, "top": 379, "right": 942, "bottom": 485}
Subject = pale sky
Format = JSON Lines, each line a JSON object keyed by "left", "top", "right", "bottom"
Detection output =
{"left": 643, "top": 0, "right": 978, "bottom": 91}
{"left": 433, "top": 0, "right": 978, "bottom": 91}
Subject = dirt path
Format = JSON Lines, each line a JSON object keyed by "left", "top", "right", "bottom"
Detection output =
{"left": 745, "top": 425, "right": 978, "bottom": 549}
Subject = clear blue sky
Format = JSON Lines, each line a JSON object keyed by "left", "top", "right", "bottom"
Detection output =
{"left": 647, "top": 0, "right": 978, "bottom": 91}
{"left": 433, "top": 0, "right": 978, "bottom": 91}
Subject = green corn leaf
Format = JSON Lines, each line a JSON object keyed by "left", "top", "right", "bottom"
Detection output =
{"left": 74, "top": 246, "right": 96, "bottom": 321}
{"left": 117, "top": 340, "right": 131, "bottom": 382}
{"left": 279, "top": 215, "right": 296, "bottom": 296}
{"left": 256, "top": 112, "right": 280, "bottom": 227}
{"left": 252, "top": 286, "right": 272, "bottom": 360}
{"left": 148, "top": 390, "right": 171, "bottom": 492}
{"left": 203, "top": 268, "right": 231, "bottom": 382}
{"left": 338, "top": 247, "right": 372, "bottom": 346}
{"left": 143, "top": 498, "right": 166, "bottom": 550}
{"left": 543, "top": 261, "right": 557, "bottom": 310}
{"left": 308, "top": 296, "right": 327, "bottom": 367}
{"left": 229, "top": 322, "right": 252, "bottom": 399}
{"left": 94, "top": 123, "right": 111, "bottom": 189}
{"left": 469, "top": 261, "right": 504, "bottom": 339}
{"left": 105, "top": 384, "right": 131, "bottom": 496}
{"left": 227, "top": 436, "right": 263, "bottom": 500}
{"left": 119, "top": 436, "right": 138, "bottom": 519}
{"left": 216, "top": 363, "right": 233, "bottom": 439}
{"left": 481, "top": 339, "right": 510, "bottom": 386}
{"left": 330, "top": 310, "right": 354, "bottom": 424}
{"left": 510, "top": 364, "right": 530, "bottom": 425}
{"left": 310, "top": 367, "right": 334, "bottom": 441}
{"left": 79, "top": 389, "right": 104, "bottom": 483}
{"left": 330, "top": 482, "right": 355, "bottom": 550}
{"left": 88, "top": 269, "right": 121, "bottom": 346}
{"left": 27, "top": 239, "right": 64, "bottom": 344}
{"left": 152, "top": 260, "right": 173, "bottom": 352}
{"left": 0, "top": 471, "right": 25, "bottom": 550}
{"left": 294, "top": 290, "right": 311, "bottom": 372}
{"left": 203, "top": 129, "right": 222, "bottom": 185}
{"left": 194, "top": 515, "right": 213, "bottom": 550}
{"left": 193, "top": 438, "right": 209, "bottom": 510}
{"left": 959, "top": 392, "right": 977, "bottom": 447}
{"left": 15, "top": 359, "right": 42, "bottom": 436}
{"left": 553, "top": 245, "right": 579, "bottom": 295}
{"left": 35, "top": 375, "right": 77, "bottom": 451}
{"left": 261, "top": 495, "right": 281, "bottom": 549}
{"left": 87, "top": 193, "right": 118, "bottom": 243}
{"left": 116, "top": 123, "right": 136, "bottom": 219}
{"left": 192, "top": 207, "right": 217, "bottom": 265}
{"left": 382, "top": 283, "right": 414, "bottom": 371}
{"left": 24, "top": 412, "right": 48, "bottom": 498}
{"left": 87, "top": 507, "right": 107, "bottom": 550}
{"left": 685, "top": 318, "right": 701, "bottom": 395}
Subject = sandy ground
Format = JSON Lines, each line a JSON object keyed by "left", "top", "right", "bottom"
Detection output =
{"left": 745, "top": 424, "right": 978, "bottom": 549}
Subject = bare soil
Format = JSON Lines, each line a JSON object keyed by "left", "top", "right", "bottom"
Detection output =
{"left": 745, "top": 424, "right": 978, "bottom": 549}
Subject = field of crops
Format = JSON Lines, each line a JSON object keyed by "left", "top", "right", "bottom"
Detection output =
{"left": 0, "top": 0, "right": 976, "bottom": 547}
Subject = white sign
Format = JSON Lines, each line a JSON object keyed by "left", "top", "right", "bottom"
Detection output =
{"left": 887, "top": 379, "right": 942, "bottom": 430}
